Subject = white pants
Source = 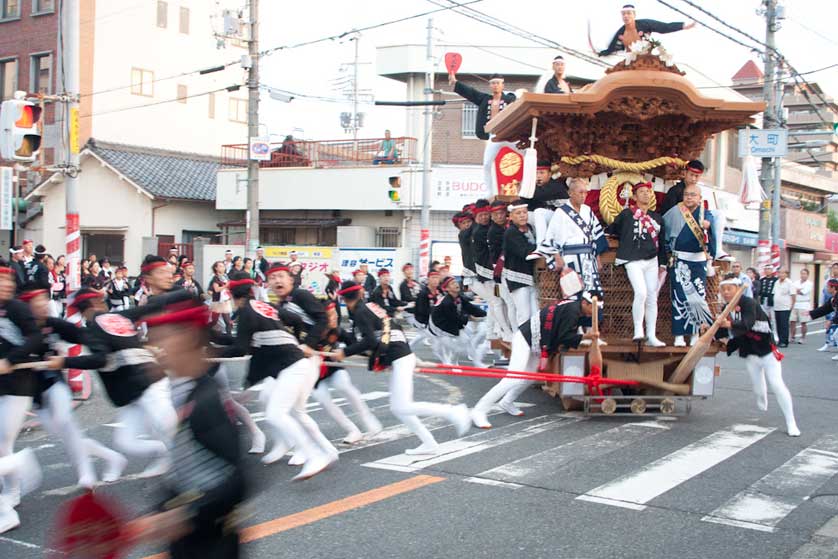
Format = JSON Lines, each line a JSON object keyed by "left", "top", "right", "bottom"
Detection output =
{"left": 713, "top": 208, "right": 727, "bottom": 256}
{"left": 471, "top": 281, "right": 505, "bottom": 341}
{"left": 0, "top": 395, "right": 31, "bottom": 501}
{"left": 745, "top": 353, "right": 799, "bottom": 434}
{"left": 510, "top": 285, "right": 536, "bottom": 331}
{"left": 624, "top": 258, "right": 660, "bottom": 339}
{"left": 215, "top": 365, "right": 264, "bottom": 444}
{"left": 409, "top": 322, "right": 432, "bottom": 351}
{"left": 530, "top": 208, "right": 555, "bottom": 247}
{"left": 474, "top": 330, "right": 539, "bottom": 413}
{"left": 389, "top": 354, "right": 459, "bottom": 447}
{"left": 483, "top": 138, "right": 520, "bottom": 192}
{"left": 114, "top": 379, "right": 176, "bottom": 460}
{"left": 312, "top": 369, "right": 379, "bottom": 435}
{"left": 264, "top": 358, "right": 337, "bottom": 461}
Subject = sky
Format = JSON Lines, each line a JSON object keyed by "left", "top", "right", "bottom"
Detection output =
{"left": 254, "top": 0, "right": 838, "bottom": 142}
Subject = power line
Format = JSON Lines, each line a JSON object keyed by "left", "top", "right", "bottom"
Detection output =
{"left": 655, "top": 0, "right": 762, "bottom": 52}
{"left": 80, "top": 0, "right": 487, "bottom": 99}
{"left": 786, "top": 16, "right": 838, "bottom": 48}
{"left": 695, "top": 62, "right": 838, "bottom": 90}
{"left": 79, "top": 84, "right": 240, "bottom": 119}
{"left": 425, "top": 0, "right": 610, "bottom": 68}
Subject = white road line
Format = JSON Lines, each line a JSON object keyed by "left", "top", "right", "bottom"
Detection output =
{"left": 465, "top": 422, "right": 669, "bottom": 488}
{"left": 576, "top": 424, "right": 775, "bottom": 510}
{"left": 702, "top": 436, "right": 838, "bottom": 532}
{"left": 464, "top": 477, "right": 524, "bottom": 489}
{"left": 0, "top": 537, "right": 41, "bottom": 549}
{"left": 363, "top": 416, "right": 579, "bottom": 473}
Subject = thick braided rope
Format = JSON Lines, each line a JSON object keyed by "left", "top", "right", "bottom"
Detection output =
{"left": 561, "top": 154, "right": 687, "bottom": 172}
{"left": 598, "top": 172, "right": 658, "bottom": 225}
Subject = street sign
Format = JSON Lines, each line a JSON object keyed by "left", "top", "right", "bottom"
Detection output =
{"left": 0, "top": 167, "right": 12, "bottom": 231}
{"left": 249, "top": 137, "right": 270, "bottom": 161}
{"left": 738, "top": 128, "right": 788, "bottom": 157}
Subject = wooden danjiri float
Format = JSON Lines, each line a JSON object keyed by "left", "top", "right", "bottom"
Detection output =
{"left": 485, "top": 45, "right": 765, "bottom": 416}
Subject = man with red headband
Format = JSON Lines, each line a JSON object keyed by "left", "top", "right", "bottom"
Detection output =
{"left": 370, "top": 269, "right": 405, "bottom": 315}
{"left": 456, "top": 208, "right": 477, "bottom": 287}
{"left": 225, "top": 272, "right": 337, "bottom": 479}
{"left": 607, "top": 181, "right": 667, "bottom": 346}
{"left": 411, "top": 270, "right": 445, "bottom": 359}
{"left": 132, "top": 299, "right": 247, "bottom": 558}
{"left": 502, "top": 201, "right": 538, "bottom": 330}
{"left": 335, "top": 279, "right": 471, "bottom": 455}
{"left": 431, "top": 276, "right": 488, "bottom": 366}
{"left": 108, "top": 266, "right": 132, "bottom": 310}
{"left": 470, "top": 199, "right": 502, "bottom": 343}
{"left": 269, "top": 263, "right": 328, "bottom": 353}
{"left": 0, "top": 263, "right": 44, "bottom": 533}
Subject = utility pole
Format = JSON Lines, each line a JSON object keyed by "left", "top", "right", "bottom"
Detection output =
{"left": 63, "top": 0, "right": 81, "bottom": 290}
{"left": 245, "top": 0, "right": 260, "bottom": 258}
{"left": 352, "top": 35, "right": 360, "bottom": 143}
{"left": 757, "top": 0, "right": 778, "bottom": 271}
{"left": 419, "top": 18, "right": 434, "bottom": 278}
{"left": 772, "top": 62, "right": 785, "bottom": 246}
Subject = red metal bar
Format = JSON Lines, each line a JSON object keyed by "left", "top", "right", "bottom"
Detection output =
{"left": 417, "top": 365, "right": 640, "bottom": 391}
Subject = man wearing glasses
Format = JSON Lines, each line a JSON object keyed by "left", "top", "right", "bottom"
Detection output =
{"left": 663, "top": 182, "right": 716, "bottom": 347}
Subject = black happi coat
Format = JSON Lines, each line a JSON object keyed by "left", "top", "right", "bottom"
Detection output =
{"left": 431, "top": 293, "right": 486, "bottom": 336}
{"left": 414, "top": 285, "right": 441, "bottom": 326}
{"left": 275, "top": 288, "right": 327, "bottom": 349}
{"left": 716, "top": 296, "right": 774, "bottom": 358}
{"left": 522, "top": 178, "right": 568, "bottom": 211}
{"left": 607, "top": 207, "right": 666, "bottom": 264}
{"left": 521, "top": 300, "right": 584, "bottom": 354}
{"left": 370, "top": 284, "right": 404, "bottom": 315}
{"left": 0, "top": 299, "right": 43, "bottom": 397}
{"left": 344, "top": 301, "right": 411, "bottom": 369}
{"left": 453, "top": 81, "right": 516, "bottom": 140}
{"left": 223, "top": 299, "right": 305, "bottom": 387}
{"left": 472, "top": 222, "right": 494, "bottom": 282}
{"left": 459, "top": 224, "right": 477, "bottom": 275}
{"left": 502, "top": 224, "right": 537, "bottom": 291}
{"left": 599, "top": 19, "right": 687, "bottom": 56}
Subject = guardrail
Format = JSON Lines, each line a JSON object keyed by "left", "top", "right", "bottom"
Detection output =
{"left": 221, "top": 137, "right": 417, "bottom": 169}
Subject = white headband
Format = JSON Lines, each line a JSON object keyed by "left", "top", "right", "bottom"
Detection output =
{"left": 581, "top": 291, "right": 604, "bottom": 308}
{"left": 719, "top": 278, "right": 743, "bottom": 287}
{"left": 508, "top": 203, "right": 528, "bottom": 212}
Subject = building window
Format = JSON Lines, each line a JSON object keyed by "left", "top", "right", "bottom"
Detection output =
{"left": 1, "top": 0, "right": 19, "bottom": 19}
{"left": 208, "top": 92, "right": 216, "bottom": 119}
{"left": 131, "top": 68, "right": 153, "bottom": 97}
{"left": 376, "top": 226, "right": 401, "bottom": 248}
{"left": 176, "top": 84, "right": 187, "bottom": 103}
{"left": 228, "top": 98, "right": 247, "bottom": 123}
{"left": 0, "top": 58, "right": 17, "bottom": 101}
{"left": 30, "top": 53, "right": 51, "bottom": 95}
{"left": 461, "top": 104, "right": 477, "bottom": 139}
{"left": 156, "top": 0, "right": 167, "bottom": 28}
{"left": 32, "top": 0, "right": 54, "bottom": 14}
{"left": 178, "top": 6, "right": 189, "bottom": 34}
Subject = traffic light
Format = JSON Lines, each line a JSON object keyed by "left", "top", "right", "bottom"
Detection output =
{"left": 0, "top": 92, "right": 42, "bottom": 162}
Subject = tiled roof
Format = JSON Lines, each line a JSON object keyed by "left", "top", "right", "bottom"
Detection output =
{"left": 86, "top": 139, "right": 222, "bottom": 201}
{"left": 731, "top": 60, "right": 764, "bottom": 82}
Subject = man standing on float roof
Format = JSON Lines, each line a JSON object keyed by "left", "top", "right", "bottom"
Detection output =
{"left": 598, "top": 3, "right": 695, "bottom": 57}
{"left": 449, "top": 72, "right": 517, "bottom": 193}
{"left": 544, "top": 56, "right": 572, "bottom": 94}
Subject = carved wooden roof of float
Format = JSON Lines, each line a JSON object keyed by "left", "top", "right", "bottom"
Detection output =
{"left": 485, "top": 54, "right": 765, "bottom": 179}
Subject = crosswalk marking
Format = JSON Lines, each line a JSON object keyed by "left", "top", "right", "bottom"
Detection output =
{"left": 363, "top": 416, "right": 579, "bottom": 473}
{"left": 465, "top": 421, "right": 669, "bottom": 488}
{"left": 577, "top": 424, "right": 775, "bottom": 510}
{"left": 702, "top": 437, "right": 838, "bottom": 532}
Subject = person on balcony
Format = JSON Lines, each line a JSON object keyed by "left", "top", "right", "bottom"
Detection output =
{"left": 373, "top": 130, "right": 399, "bottom": 165}
{"left": 544, "top": 56, "right": 573, "bottom": 94}
{"left": 448, "top": 72, "right": 517, "bottom": 193}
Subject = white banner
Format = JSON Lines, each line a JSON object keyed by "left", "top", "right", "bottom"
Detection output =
{"left": 0, "top": 167, "right": 12, "bottom": 231}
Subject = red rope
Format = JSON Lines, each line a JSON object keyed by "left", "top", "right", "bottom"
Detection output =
{"left": 416, "top": 364, "right": 640, "bottom": 397}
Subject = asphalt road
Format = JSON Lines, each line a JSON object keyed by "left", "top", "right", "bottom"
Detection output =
{"left": 3, "top": 328, "right": 838, "bottom": 559}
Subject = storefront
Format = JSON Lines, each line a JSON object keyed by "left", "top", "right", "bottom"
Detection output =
{"left": 782, "top": 208, "right": 828, "bottom": 298}
{"left": 722, "top": 229, "right": 758, "bottom": 267}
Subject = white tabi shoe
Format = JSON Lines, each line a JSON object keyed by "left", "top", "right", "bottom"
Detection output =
{"left": 0, "top": 508, "right": 20, "bottom": 535}
{"left": 818, "top": 344, "right": 830, "bottom": 352}
{"left": 363, "top": 415, "right": 384, "bottom": 438}
{"left": 343, "top": 428, "right": 363, "bottom": 445}
{"left": 690, "top": 334, "right": 700, "bottom": 346}
{"left": 102, "top": 454, "right": 128, "bottom": 483}
{"left": 16, "top": 449, "right": 42, "bottom": 496}
{"left": 499, "top": 401, "right": 525, "bottom": 417}
{"left": 646, "top": 337, "right": 666, "bottom": 348}
{"left": 471, "top": 409, "right": 492, "bottom": 429}
{"left": 249, "top": 429, "right": 267, "bottom": 454}
{"left": 404, "top": 443, "right": 440, "bottom": 456}
{"left": 292, "top": 454, "right": 332, "bottom": 482}
{"left": 787, "top": 424, "right": 802, "bottom": 437}
{"left": 673, "top": 336, "right": 686, "bottom": 347}
{"left": 288, "top": 452, "right": 307, "bottom": 466}
{"left": 261, "top": 443, "right": 289, "bottom": 465}
{"left": 830, "top": 354, "right": 838, "bottom": 361}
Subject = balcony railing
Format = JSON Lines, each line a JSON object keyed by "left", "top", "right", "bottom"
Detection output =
{"left": 221, "top": 137, "right": 417, "bottom": 169}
